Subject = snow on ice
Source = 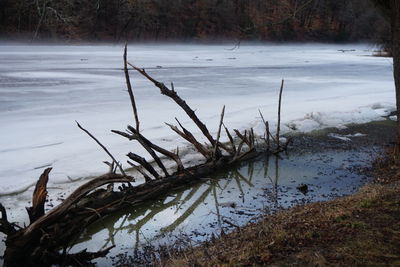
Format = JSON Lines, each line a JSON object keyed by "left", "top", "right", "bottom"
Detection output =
{"left": 0, "top": 43, "right": 395, "bottom": 197}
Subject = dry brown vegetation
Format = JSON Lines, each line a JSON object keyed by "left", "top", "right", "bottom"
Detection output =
{"left": 161, "top": 149, "right": 400, "bottom": 266}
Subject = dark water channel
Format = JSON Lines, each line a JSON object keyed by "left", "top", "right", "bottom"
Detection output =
{"left": 67, "top": 121, "right": 395, "bottom": 266}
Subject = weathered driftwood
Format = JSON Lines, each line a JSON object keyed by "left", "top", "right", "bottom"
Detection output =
{"left": 0, "top": 46, "right": 290, "bottom": 266}
{"left": 26, "top": 167, "right": 51, "bottom": 224}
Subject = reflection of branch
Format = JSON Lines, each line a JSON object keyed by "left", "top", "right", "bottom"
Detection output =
{"left": 88, "top": 192, "right": 185, "bottom": 250}
{"left": 233, "top": 170, "right": 254, "bottom": 187}
{"left": 233, "top": 173, "right": 245, "bottom": 199}
{"left": 160, "top": 186, "right": 213, "bottom": 233}
{"left": 176, "top": 184, "right": 202, "bottom": 213}
{"left": 127, "top": 193, "right": 184, "bottom": 234}
{"left": 100, "top": 213, "right": 129, "bottom": 250}
{"left": 274, "top": 156, "right": 280, "bottom": 188}
{"left": 212, "top": 186, "right": 222, "bottom": 228}
{"left": 276, "top": 80, "right": 285, "bottom": 151}
{"left": 76, "top": 154, "right": 274, "bottom": 253}
{"left": 218, "top": 173, "right": 234, "bottom": 193}
{"left": 247, "top": 161, "right": 254, "bottom": 181}
{"left": 263, "top": 155, "right": 270, "bottom": 178}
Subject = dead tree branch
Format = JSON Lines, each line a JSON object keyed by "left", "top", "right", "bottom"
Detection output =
{"left": 26, "top": 168, "right": 52, "bottom": 224}
{"left": 124, "top": 43, "right": 140, "bottom": 132}
{"left": 128, "top": 63, "right": 217, "bottom": 148}
{"left": 259, "top": 109, "right": 270, "bottom": 149}
{"left": 127, "top": 161, "right": 152, "bottom": 182}
{"left": 114, "top": 125, "right": 184, "bottom": 172}
{"left": 127, "top": 152, "right": 160, "bottom": 180}
{"left": 223, "top": 123, "right": 236, "bottom": 155}
{"left": 76, "top": 121, "right": 126, "bottom": 176}
{"left": 166, "top": 119, "right": 211, "bottom": 160}
{"left": 249, "top": 128, "right": 255, "bottom": 149}
{"left": 116, "top": 127, "right": 169, "bottom": 177}
{"left": 213, "top": 106, "right": 225, "bottom": 159}
{"left": 234, "top": 129, "right": 251, "bottom": 148}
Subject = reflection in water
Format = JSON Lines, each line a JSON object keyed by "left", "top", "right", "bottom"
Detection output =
{"left": 70, "top": 150, "right": 371, "bottom": 265}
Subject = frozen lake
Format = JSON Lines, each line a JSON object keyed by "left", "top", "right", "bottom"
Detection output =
{"left": 0, "top": 43, "right": 395, "bottom": 198}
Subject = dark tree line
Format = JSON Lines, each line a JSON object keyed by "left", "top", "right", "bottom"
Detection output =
{"left": 0, "top": 0, "right": 389, "bottom": 42}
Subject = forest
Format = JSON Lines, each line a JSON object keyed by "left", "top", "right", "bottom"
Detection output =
{"left": 0, "top": 0, "right": 390, "bottom": 43}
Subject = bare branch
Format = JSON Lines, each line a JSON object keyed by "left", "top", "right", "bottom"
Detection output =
{"left": 127, "top": 126, "right": 183, "bottom": 171}
{"left": 223, "top": 123, "right": 236, "bottom": 155}
{"left": 117, "top": 126, "right": 169, "bottom": 177}
{"left": 234, "top": 129, "right": 251, "bottom": 148}
{"left": 250, "top": 128, "right": 255, "bottom": 149}
{"left": 127, "top": 152, "right": 161, "bottom": 180}
{"left": 128, "top": 63, "right": 216, "bottom": 147}
{"left": 258, "top": 109, "right": 270, "bottom": 149}
{"left": 213, "top": 106, "right": 225, "bottom": 158}
{"left": 76, "top": 121, "right": 126, "bottom": 176}
{"left": 233, "top": 139, "right": 246, "bottom": 161}
{"left": 165, "top": 120, "right": 211, "bottom": 160}
{"left": 113, "top": 128, "right": 184, "bottom": 172}
{"left": 127, "top": 161, "right": 152, "bottom": 182}
{"left": 124, "top": 44, "right": 140, "bottom": 132}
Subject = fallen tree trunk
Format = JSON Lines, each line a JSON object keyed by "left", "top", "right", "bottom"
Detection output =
{"left": 0, "top": 45, "right": 290, "bottom": 266}
{"left": 2, "top": 152, "right": 259, "bottom": 266}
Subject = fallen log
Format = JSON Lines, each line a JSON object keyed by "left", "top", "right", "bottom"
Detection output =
{"left": 0, "top": 45, "right": 290, "bottom": 266}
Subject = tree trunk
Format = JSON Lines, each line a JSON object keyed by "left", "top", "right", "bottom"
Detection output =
{"left": 371, "top": 0, "right": 400, "bottom": 157}
{"left": 392, "top": 0, "right": 400, "bottom": 158}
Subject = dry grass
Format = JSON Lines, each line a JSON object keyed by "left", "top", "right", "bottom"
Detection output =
{"left": 161, "top": 152, "right": 400, "bottom": 266}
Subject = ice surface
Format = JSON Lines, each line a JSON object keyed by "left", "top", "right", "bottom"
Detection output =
{"left": 0, "top": 43, "right": 394, "bottom": 198}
